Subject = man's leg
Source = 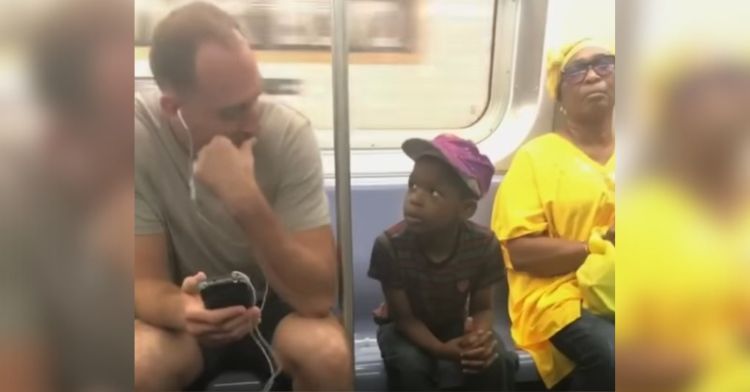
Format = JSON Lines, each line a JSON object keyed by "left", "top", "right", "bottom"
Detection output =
{"left": 134, "top": 319, "right": 204, "bottom": 391}
{"left": 549, "top": 311, "right": 615, "bottom": 391}
{"left": 376, "top": 323, "right": 436, "bottom": 391}
{"left": 271, "top": 313, "right": 353, "bottom": 391}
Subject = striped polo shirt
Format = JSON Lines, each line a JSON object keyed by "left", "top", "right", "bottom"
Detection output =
{"left": 368, "top": 220, "right": 506, "bottom": 341}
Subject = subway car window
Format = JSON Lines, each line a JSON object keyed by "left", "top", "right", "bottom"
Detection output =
{"left": 134, "top": 0, "right": 500, "bottom": 149}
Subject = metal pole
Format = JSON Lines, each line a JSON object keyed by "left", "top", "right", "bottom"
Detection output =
{"left": 331, "top": 0, "right": 354, "bottom": 350}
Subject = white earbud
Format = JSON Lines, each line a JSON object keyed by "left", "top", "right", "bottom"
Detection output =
{"left": 177, "top": 108, "right": 189, "bottom": 133}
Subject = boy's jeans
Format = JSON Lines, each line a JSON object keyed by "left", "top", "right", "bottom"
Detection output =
{"left": 377, "top": 323, "right": 517, "bottom": 391}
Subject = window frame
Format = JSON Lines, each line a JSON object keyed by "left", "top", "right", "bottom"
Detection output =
{"left": 327, "top": 0, "right": 552, "bottom": 179}
{"left": 134, "top": 0, "right": 553, "bottom": 178}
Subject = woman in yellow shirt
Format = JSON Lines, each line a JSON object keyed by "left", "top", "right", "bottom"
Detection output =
{"left": 491, "top": 39, "right": 615, "bottom": 390}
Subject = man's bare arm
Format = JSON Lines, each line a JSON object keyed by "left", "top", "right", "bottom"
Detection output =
{"left": 232, "top": 196, "right": 336, "bottom": 318}
{"left": 134, "top": 233, "right": 184, "bottom": 330}
{"left": 192, "top": 136, "right": 337, "bottom": 318}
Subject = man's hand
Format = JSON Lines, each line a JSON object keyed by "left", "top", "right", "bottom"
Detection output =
{"left": 459, "top": 317, "right": 499, "bottom": 374}
{"left": 193, "top": 136, "right": 259, "bottom": 211}
{"left": 180, "top": 272, "right": 261, "bottom": 348}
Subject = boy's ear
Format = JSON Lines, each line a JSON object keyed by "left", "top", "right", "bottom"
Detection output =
{"left": 460, "top": 199, "right": 478, "bottom": 221}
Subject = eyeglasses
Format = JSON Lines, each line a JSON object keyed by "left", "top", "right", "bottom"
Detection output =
{"left": 561, "top": 55, "right": 615, "bottom": 85}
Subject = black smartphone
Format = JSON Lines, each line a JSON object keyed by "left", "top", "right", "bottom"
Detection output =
{"left": 198, "top": 273, "right": 255, "bottom": 310}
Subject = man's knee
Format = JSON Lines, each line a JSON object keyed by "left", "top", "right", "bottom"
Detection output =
{"left": 135, "top": 321, "right": 167, "bottom": 390}
{"left": 273, "top": 314, "right": 352, "bottom": 375}
{"left": 134, "top": 362, "right": 168, "bottom": 392}
{"left": 134, "top": 320, "right": 203, "bottom": 391}
{"left": 310, "top": 319, "right": 350, "bottom": 374}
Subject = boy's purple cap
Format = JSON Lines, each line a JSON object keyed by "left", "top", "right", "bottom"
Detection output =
{"left": 402, "top": 134, "right": 495, "bottom": 199}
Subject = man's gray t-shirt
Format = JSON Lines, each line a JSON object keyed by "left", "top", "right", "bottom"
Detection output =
{"left": 135, "top": 87, "right": 329, "bottom": 286}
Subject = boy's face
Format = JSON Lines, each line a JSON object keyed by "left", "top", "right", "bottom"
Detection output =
{"left": 403, "top": 157, "right": 475, "bottom": 234}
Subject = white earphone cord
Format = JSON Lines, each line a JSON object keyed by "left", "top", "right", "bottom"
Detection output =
{"left": 232, "top": 270, "right": 279, "bottom": 391}
{"left": 178, "top": 110, "right": 279, "bottom": 389}
{"left": 177, "top": 110, "right": 248, "bottom": 246}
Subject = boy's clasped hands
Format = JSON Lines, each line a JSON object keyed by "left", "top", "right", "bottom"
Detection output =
{"left": 446, "top": 317, "right": 500, "bottom": 373}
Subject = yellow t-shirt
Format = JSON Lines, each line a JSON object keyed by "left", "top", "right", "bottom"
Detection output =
{"left": 491, "top": 133, "right": 615, "bottom": 388}
{"left": 617, "top": 178, "right": 750, "bottom": 392}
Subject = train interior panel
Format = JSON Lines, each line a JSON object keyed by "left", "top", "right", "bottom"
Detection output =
{"left": 135, "top": 0, "right": 615, "bottom": 390}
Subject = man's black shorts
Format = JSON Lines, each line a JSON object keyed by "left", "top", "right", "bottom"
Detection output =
{"left": 186, "top": 293, "right": 293, "bottom": 391}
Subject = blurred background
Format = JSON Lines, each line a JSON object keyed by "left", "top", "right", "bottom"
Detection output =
{"left": 0, "top": 0, "right": 133, "bottom": 390}
{"left": 617, "top": 1, "right": 750, "bottom": 391}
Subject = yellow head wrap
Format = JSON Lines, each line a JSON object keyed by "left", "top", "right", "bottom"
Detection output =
{"left": 545, "top": 38, "right": 615, "bottom": 100}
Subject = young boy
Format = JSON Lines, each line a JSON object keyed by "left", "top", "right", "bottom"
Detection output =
{"left": 368, "top": 134, "right": 517, "bottom": 391}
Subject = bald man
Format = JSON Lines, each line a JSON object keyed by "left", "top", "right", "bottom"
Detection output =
{"left": 134, "top": 3, "right": 351, "bottom": 390}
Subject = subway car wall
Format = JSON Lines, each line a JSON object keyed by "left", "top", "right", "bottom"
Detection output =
{"left": 133, "top": 0, "right": 615, "bottom": 390}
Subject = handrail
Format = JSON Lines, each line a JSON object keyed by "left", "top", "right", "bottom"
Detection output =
{"left": 330, "top": 0, "right": 354, "bottom": 367}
